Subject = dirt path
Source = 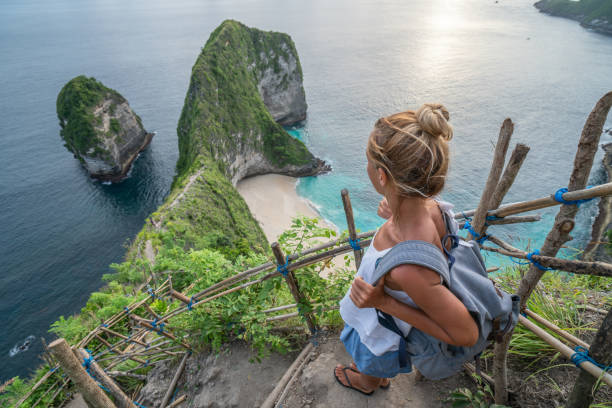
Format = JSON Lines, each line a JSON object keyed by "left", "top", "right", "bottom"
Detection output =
{"left": 279, "top": 334, "right": 476, "bottom": 408}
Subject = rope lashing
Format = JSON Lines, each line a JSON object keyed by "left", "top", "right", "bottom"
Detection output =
{"left": 100, "top": 323, "right": 108, "bottom": 328}
{"left": 147, "top": 286, "right": 156, "bottom": 299}
{"left": 277, "top": 256, "right": 290, "bottom": 277}
{"left": 571, "top": 346, "right": 611, "bottom": 371}
{"left": 553, "top": 187, "right": 594, "bottom": 207}
{"left": 526, "top": 250, "right": 552, "bottom": 271}
{"left": 149, "top": 318, "right": 165, "bottom": 334}
{"left": 509, "top": 250, "right": 552, "bottom": 271}
{"left": 462, "top": 220, "right": 488, "bottom": 244}
{"left": 133, "top": 401, "right": 148, "bottom": 408}
{"left": 187, "top": 296, "right": 194, "bottom": 311}
{"left": 81, "top": 351, "right": 110, "bottom": 392}
{"left": 123, "top": 307, "right": 130, "bottom": 315}
{"left": 348, "top": 238, "right": 361, "bottom": 251}
{"left": 485, "top": 214, "right": 503, "bottom": 226}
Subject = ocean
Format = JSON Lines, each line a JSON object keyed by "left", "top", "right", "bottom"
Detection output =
{"left": 1, "top": 0, "right": 611, "bottom": 381}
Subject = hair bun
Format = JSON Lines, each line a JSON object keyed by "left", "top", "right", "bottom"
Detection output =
{"left": 416, "top": 103, "right": 453, "bottom": 141}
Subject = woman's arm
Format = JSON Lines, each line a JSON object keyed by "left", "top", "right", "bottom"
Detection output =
{"left": 349, "top": 266, "right": 479, "bottom": 347}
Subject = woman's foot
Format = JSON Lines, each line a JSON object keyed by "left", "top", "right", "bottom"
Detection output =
{"left": 334, "top": 364, "right": 390, "bottom": 395}
{"left": 348, "top": 363, "right": 391, "bottom": 389}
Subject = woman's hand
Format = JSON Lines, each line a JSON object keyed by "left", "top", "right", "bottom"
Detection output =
{"left": 350, "top": 275, "right": 388, "bottom": 309}
{"left": 377, "top": 197, "right": 392, "bottom": 219}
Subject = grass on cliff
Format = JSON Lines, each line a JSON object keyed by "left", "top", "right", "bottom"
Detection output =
{"left": 175, "top": 19, "right": 313, "bottom": 182}
{"left": 56, "top": 75, "right": 124, "bottom": 159}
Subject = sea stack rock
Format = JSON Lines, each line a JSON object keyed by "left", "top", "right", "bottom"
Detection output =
{"left": 57, "top": 76, "right": 153, "bottom": 182}
{"left": 176, "top": 20, "right": 330, "bottom": 185}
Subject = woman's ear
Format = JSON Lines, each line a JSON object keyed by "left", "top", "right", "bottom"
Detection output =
{"left": 377, "top": 167, "right": 387, "bottom": 187}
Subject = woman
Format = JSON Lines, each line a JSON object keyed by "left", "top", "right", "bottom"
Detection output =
{"left": 335, "top": 103, "right": 479, "bottom": 395}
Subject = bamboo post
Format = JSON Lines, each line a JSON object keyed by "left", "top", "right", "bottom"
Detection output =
{"left": 15, "top": 367, "right": 59, "bottom": 407}
{"left": 75, "top": 349, "right": 134, "bottom": 408}
{"left": 160, "top": 352, "right": 190, "bottom": 408}
{"left": 271, "top": 242, "right": 317, "bottom": 334}
{"left": 47, "top": 338, "right": 115, "bottom": 408}
{"left": 490, "top": 143, "right": 530, "bottom": 209}
{"left": 567, "top": 307, "right": 612, "bottom": 408}
{"left": 494, "top": 91, "right": 612, "bottom": 404}
{"left": 470, "top": 118, "right": 514, "bottom": 239}
{"left": 341, "top": 189, "right": 363, "bottom": 269}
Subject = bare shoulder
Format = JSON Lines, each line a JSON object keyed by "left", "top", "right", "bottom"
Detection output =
{"left": 385, "top": 263, "right": 441, "bottom": 292}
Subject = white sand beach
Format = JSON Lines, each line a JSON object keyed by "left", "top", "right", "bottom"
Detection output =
{"left": 237, "top": 174, "right": 335, "bottom": 242}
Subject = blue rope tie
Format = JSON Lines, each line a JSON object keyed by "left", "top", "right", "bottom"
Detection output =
{"left": 187, "top": 296, "right": 194, "bottom": 311}
{"left": 277, "top": 256, "right": 290, "bottom": 277}
{"left": 133, "top": 402, "right": 147, "bottom": 408}
{"left": 526, "top": 250, "right": 552, "bottom": 271}
{"left": 150, "top": 318, "right": 165, "bottom": 334}
{"left": 124, "top": 307, "right": 130, "bottom": 315}
{"left": 100, "top": 323, "right": 108, "bottom": 328}
{"left": 348, "top": 238, "right": 361, "bottom": 251}
{"left": 571, "top": 346, "right": 611, "bottom": 371}
{"left": 144, "top": 359, "right": 149, "bottom": 367}
{"left": 553, "top": 187, "right": 594, "bottom": 207}
{"left": 486, "top": 215, "right": 502, "bottom": 221}
{"left": 462, "top": 220, "right": 488, "bottom": 244}
{"left": 147, "top": 286, "right": 156, "bottom": 299}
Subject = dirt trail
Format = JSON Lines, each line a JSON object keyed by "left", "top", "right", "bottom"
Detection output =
{"left": 279, "top": 334, "right": 475, "bottom": 408}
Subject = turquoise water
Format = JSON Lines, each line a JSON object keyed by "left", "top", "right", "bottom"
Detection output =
{"left": 1, "top": 0, "right": 611, "bottom": 381}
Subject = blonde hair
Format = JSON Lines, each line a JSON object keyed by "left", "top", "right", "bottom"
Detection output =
{"left": 367, "top": 103, "right": 453, "bottom": 199}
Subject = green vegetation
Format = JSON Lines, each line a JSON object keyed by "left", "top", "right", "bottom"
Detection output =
{"left": 56, "top": 76, "right": 125, "bottom": 159}
{"left": 175, "top": 19, "right": 313, "bottom": 180}
{"left": 535, "top": 0, "right": 612, "bottom": 23}
{"left": 110, "top": 118, "right": 121, "bottom": 134}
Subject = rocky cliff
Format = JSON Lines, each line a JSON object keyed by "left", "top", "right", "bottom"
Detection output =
{"left": 584, "top": 143, "right": 612, "bottom": 262}
{"left": 534, "top": 0, "right": 612, "bottom": 36}
{"left": 135, "top": 20, "right": 329, "bottom": 258}
{"left": 57, "top": 76, "right": 153, "bottom": 182}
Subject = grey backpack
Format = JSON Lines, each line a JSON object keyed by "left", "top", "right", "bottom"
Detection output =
{"left": 373, "top": 211, "right": 520, "bottom": 380}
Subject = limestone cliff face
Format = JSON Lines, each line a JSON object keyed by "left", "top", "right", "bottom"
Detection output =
{"left": 57, "top": 76, "right": 153, "bottom": 182}
{"left": 584, "top": 143, "right": 612, "bottom": 262}
{"left": 176, "top": 20, "right": 329, "bottom": 186}
{"left": 254, "top": 41, "right": 307, "bottom": 126}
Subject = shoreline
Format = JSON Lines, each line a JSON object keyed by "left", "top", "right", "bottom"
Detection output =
{"left": 237, "top": 174, "right": 337, "bottom": 242}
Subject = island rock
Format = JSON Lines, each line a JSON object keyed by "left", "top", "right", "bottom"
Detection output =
{"left": 57, "top": 76, "right": 153, "bottom": 182}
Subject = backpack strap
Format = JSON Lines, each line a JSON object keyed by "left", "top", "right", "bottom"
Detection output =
{"left": 372, "top": 241, "right": 451, "bottom": 287}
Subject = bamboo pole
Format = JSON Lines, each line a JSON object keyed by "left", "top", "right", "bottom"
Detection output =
{"left": 130, "top": 317, "right": 191, "bottom": 349}
{"left": 45, "top": 377, "right": 69, "bottom": 408}
{"left": 266, "top": 306, "right": 339, "bottom": 322}
{"left": 75, "top": 349, "right": 134, "bottom": 408}
{"left": 458, "top": 214, "right": 541, "bottom": 228}
{"left": 490, "top": 143, "right": 530, "bottom": 209}
{"left": 271, "top": 242, "right": 317, "bottom": 334}
{"left": 48, "top": 338, "right": 115, "bottom": 408}
{"left": 463, "top": 362, "right": 495, "bottom": 387}
{"left": 261, "top": 343, "right": 314, "bottom": 408}
{"left": 160, "top": 352, "right": 190, "bottom": 408}
{"left": 107, "top": 371, "right": 147, "bottom": 381}
{"left": 31, "top": 379, "right": 60, "bottom": 408}
{"left": 15, "top": 366, "right": 60, "bottom": 407}
{"left": 470, "top": 118, "right": 514, "bottom": 239}
{"left": 166, "top": 395, "right": 187, "bottom": 408}
{"left": 341, "top": 189, "right": 363, "bottom": 269}
{"left": 519, "top": 315, "right": 612, "bottom": 386}
{"left": 274, "top": 345, "right": 315, "bottom": 408}
{"left": 523, "top": 309, "right": 590, "bottom": 349}
{"left": 457, "top": 182, "right": 612, "bottom": 220}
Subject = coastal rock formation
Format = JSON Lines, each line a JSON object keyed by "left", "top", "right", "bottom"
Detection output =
{"left": 584, "top": 143, "right": 612, "bottom": 262}
{"left": 535, "top": 0, "right": 612, "bottom": 37}
{"left": 139, "top": 20, "right": 330, "bottom": 256}
{"left": 57, "top": 76, "right": 153, "bottom": 182}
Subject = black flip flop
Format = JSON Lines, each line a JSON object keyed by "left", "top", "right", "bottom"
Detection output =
{"left": 333, "top": 366, "right": 375, "bottom": 396}
{"left": 349, "top": 363, "right": 391, "bottom": 390}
